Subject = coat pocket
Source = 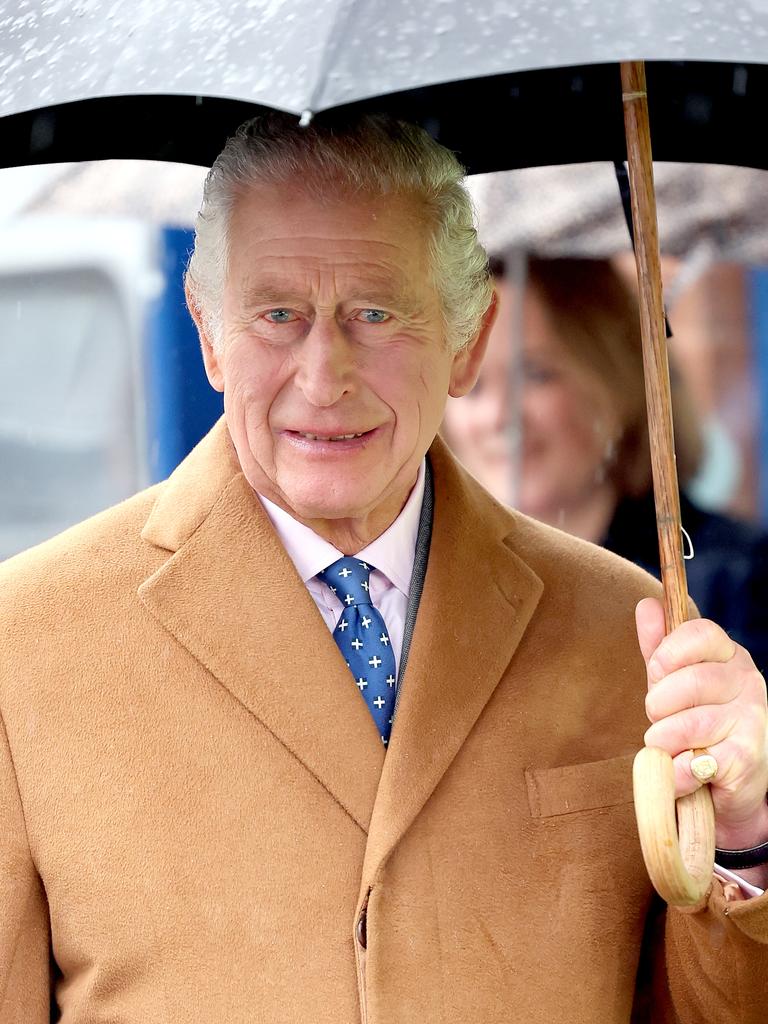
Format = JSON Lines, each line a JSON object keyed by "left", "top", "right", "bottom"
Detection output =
{"left": 524, "top": 753, "right": 635, "bottom": 818}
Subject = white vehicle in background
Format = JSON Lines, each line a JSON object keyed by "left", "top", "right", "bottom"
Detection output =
{"left": 0, "top": 216, "right": 221, "bottom": 560}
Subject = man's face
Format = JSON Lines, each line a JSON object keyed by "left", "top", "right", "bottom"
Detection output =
{"left": 195, "top": 184, "right": 487, "bottom": 533}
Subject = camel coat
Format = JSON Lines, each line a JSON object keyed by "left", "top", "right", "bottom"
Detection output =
{"left": 1, "top": 420, "right": 766, "bottom": 1023}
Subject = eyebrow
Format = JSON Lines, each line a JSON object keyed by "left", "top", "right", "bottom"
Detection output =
{"left": 240, "top": 287, "right": 306, "bottom": 312}
{"left": 238, "top": 277, "right": 422, "bottom": 314}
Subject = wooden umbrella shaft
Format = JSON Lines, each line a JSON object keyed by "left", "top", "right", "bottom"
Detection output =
{"left": 620, "top": 61, "right": 715, "bottom": 906}
{"left": 620, "top": 61, "right": 688, "bottom": 632}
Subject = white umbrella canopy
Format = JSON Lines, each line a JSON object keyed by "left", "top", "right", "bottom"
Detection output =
{"left": 2, "top": 1, "right": 768, "bottom": 172}
{"left": 2, "top": 0, "right": 768, "bottom": 119}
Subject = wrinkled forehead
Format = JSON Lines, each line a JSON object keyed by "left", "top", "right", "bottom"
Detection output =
{"left": 224, "top": 182, "right": 436, "bottom": 297}
{"left": 227, "top": 179, "right": 433, "bottom": 246}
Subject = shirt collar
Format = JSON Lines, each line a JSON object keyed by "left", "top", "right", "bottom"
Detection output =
{"left": 257, "top": 460, "right": 425, "bottom": 598}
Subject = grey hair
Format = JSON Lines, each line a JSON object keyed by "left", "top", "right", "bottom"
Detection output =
{"left": 185, "top": 112, "right": 493, "bottom": 353}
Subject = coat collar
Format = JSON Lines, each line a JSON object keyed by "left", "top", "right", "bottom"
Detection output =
{"left": 138, "top": 420, "right": 543, "bottom": 864}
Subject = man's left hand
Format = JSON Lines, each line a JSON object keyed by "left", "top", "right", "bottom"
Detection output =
{"left": 636, "top": 597, "right": 768, "bottom": 851}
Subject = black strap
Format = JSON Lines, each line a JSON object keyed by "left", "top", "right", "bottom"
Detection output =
{"left": 715, "top": 839, "right": 768, "bottom": 870}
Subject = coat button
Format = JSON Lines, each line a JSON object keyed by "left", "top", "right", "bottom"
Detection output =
{"left": 356, "top": 906, "right": 367, "bottom": 949}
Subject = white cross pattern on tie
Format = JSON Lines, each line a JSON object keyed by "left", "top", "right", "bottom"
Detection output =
{"left": 338, "top": 619, "right": 349, "bottom": 631}
{"left": 361, "top": 615, "right": 372, "bottom": 628}
{"left": 356, "top": 677, "right": 368, "bottom": 690}
{"left": 369, "top": 655, "right": 382, "bottom": 668}
{"left": 351, "top": 638, "right": 363, "bottom": 651}
{"left": 379, "top": 633, "right": 389, "bottom": 646}
{"left": 386, "top": 675, "right": 395, "bottom": 687}
{"left": 344, "top": 594, "right": 355, "bottom": 606}
{"left": 373, "top": 696, "right": 386, "bottom": 710}
{"left": 338, "top": 567, "right": 352, "bottom": 578}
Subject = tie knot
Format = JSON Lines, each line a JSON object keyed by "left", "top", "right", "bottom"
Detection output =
{"left": 318, "top": 556, "right": 374, "bottom": 607}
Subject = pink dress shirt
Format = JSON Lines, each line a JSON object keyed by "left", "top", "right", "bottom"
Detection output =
{"left": 257, "top": 461, "right": 425, "bottom": 683}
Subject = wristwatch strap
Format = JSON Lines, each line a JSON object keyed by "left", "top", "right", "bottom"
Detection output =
{"left": 715, "top": 840, "right": 768, "bottom": 870}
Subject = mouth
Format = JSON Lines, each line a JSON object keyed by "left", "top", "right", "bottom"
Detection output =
{"left": 281, "top": 426, "right": 380, "bottom": 451}
{"left": 293, "top": 431, "right": 367, "bottom": 442}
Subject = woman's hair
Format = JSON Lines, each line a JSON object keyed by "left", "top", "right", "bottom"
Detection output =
{"left": 185, "top": 111, "right": 493, "bottom": 353}
{"left": 523, "top": 257, "right": 703, "bottom": 494}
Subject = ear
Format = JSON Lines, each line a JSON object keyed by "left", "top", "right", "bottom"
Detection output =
{"left": 448, "top": 289, "right": 498, "bottom": 397}
{"left": 185, "top": 279, "right": 225, "bottom": 392}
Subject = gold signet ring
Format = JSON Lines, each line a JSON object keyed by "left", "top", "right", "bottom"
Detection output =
{"left": 690, "top": 752, "right": 718, "bottom": 783}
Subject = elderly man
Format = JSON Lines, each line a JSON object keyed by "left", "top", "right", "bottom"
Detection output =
{"left": 0, "top": 114, "right": 766, "bottom": 1023}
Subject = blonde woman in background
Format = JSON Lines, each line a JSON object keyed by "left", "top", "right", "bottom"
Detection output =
{"left": 442, "top": 257, "right": 768, "bottom": 675}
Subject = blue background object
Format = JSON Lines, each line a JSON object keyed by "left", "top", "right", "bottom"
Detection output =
{"left": 143, "top": 227, "right": 224, "bottom": 482}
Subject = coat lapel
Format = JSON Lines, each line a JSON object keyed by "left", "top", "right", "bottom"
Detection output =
{"left": 138, "top": 421, "right": 385, "bottom": 835}
{"left": 362, "top": 438, "right": 544, "bottom": 882}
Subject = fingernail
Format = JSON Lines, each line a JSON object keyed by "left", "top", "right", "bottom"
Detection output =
{"left": 648, "top": 657, "right": 664, "bottom": 683}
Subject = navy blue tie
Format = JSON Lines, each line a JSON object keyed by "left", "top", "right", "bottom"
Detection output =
{"left": 318, "top": 556, "right": 397, "bottom": 747}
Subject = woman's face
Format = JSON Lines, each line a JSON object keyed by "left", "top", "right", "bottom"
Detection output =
{"left": 442, "top": 278, "right": 618, "bottom": 518}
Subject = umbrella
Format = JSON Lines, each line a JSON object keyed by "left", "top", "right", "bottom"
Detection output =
{"left": 0, "top": 3, "right": 768, "bottom": 171}
{"left": 2, "top": 0, "right": 760, "bottom": 905}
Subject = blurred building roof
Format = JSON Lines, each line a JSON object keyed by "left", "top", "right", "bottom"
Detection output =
{"left": 9, "top": 158, "right": 768, "bottom": 265}
{"left": 20, "top": 161, "right": 208, "bottom": 226}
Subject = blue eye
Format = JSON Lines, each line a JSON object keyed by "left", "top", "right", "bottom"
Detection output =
{"left": 358, "top": 309, "right": 389, "bottom": 324}
{"left": 266, "top": 309, "right": 294, "bottom": 323}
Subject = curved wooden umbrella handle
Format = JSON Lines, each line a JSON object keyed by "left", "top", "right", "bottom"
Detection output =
{"left": 633, "top": 748, "right": 715, "bottom": 904}
{"left": 620, "top": 61, "right": 716, "bottom": 906}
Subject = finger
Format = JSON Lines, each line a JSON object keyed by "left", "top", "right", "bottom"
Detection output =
{"left": 669, "top": 747, "right": 732, "bottom": 798}
{"left": 645, "top": 617, "right": 738, "bottom": 684}
{"left": 669, "top": 740, "right": 768, "bottom": 802}
{"left": 671, "top": 749, "right": 717, "bottom": 799}
{"left": 644, "top": 703, "right": 740, "bottom": 755}
{"left": 645, "top": 661, "right": 746, "bottom": 722}
{"left": 635, "top": 597, "right": 666, "bottom": 667}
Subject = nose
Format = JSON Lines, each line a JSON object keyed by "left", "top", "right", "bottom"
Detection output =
{"left": 293, "top": 316, "right": 354, "bottom": 407}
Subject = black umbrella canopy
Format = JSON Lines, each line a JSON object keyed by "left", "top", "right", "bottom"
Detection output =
{"left": 2, "top": 0, "right": 768, "bottom": 173}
